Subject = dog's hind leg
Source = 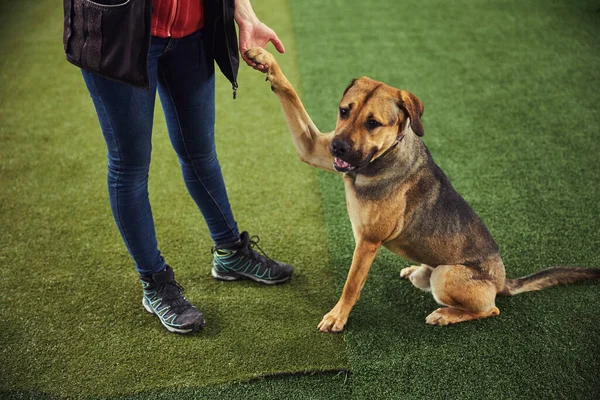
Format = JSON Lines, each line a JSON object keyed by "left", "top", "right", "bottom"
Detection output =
{"left": 400, "top": 264, "right": 433, "bottom": 291}
{"left": 426, "top": 264, "right": 500, "bottom": 326}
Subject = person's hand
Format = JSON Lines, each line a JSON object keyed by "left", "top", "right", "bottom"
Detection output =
{"left": 238, "top": 20, "right": 285, "bottom": 72}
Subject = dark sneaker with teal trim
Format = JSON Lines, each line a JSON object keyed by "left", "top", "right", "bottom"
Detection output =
{"left": 211, "top": 231, "right": 294, "bottom": 284}
{"left": 140, "top": 265, "right": 205, "bottom": 334}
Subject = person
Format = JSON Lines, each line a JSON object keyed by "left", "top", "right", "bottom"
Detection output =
{"left": 62, "top": 0, "right": 292, "bottom": 335}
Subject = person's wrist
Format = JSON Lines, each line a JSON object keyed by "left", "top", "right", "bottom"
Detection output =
{"left": 234, "top": 12, "right": 259, "bottom": 28}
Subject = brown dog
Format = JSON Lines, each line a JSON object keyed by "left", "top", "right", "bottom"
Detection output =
{"left": 245, "top": 47, "right": 600, "bottom": 333}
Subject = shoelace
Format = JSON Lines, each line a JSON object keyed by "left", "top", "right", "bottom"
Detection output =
{"left": 212, "top": 234, "right": 277, "bottom": 269}
{"left": 247, "top": 235, "right": 276, "bottom": 269}
{"left": 157, "top": 280, "right": 191, "bottom": 314}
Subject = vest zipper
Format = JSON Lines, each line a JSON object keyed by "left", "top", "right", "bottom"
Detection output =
{"left": 222, "top": 0, "right": 238, "bottom": 99}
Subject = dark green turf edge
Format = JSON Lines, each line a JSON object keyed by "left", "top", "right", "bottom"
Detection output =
{"left": 0, "top": 0, "right": 347, "bottom": 397}
{"left": 289, "top": 0, "right": 600, "bottom": 399}
{"left": 0, "top": 371, "right": 352, "bottom": 400}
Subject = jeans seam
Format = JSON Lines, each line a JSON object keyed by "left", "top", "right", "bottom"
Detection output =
{"left": 157, "top": 64, "right": 238, "bottom": 242}
{"left": 88, "top": 75, "right": 136, "bottom": 263}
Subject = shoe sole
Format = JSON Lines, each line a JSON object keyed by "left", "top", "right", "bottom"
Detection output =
{"left": 211, "top": 267, "right": 292, "bottom": 285}
{"left": 142, "top": 297, "right": 204, "bottom": 334}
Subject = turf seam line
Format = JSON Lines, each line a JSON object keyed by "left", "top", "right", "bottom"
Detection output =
{"left": 0, "top": 369, "right": 353, "bottom": 400}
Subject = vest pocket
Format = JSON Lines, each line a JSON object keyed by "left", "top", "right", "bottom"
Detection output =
{"left": 64, "top": 0, "right": 152, "bottom": 89}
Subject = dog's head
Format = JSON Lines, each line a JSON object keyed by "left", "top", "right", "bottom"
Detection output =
{"left": 331, "top": 77, "right": 424, "bottom": 173}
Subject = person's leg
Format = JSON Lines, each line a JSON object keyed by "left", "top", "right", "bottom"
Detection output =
{"left": 81, "top": 36, "right": 204, "bottom": 333}
{"left": 156, "top": 31, "right": 240, "bottom": 246}
{"left": 156, "top": 31, "right": 293, "bottom": 284}
{"left": 81, "top": 42, "right": 165, "bottom": 275}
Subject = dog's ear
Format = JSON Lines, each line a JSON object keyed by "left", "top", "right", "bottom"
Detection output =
{"left": 398, "top": 90, "right": 424, "bottom": 136}
{"left": 343, "top": 79, "right": 358, "bottom": 97}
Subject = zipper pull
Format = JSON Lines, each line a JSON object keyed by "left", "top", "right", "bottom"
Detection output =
{"left": 232, "top": 81, "right": 238, "bottom": 99}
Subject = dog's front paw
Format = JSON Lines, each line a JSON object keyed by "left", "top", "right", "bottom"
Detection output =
{"left": 317, "top": 308, "right": 348, "bottom": 333}
{"left": 245, "top": 47, "right": 275, "bottom": 66}
{"left": 245, "top": 48, "right": 281, "bottom": 85}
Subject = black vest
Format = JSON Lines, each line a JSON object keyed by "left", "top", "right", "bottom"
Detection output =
{"left": 63, "top": 0, "right": 239, "bottom": 95}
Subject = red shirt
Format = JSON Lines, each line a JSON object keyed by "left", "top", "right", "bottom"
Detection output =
{"left": 152, "top": 0, "right": 204, "bottom": 38}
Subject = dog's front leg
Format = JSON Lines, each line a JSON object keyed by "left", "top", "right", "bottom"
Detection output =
{"left": 318, "top": 240, "right": 380, "bottom": 333}
{"left": 245, "top": 48, "right": 335, "bottom": 172}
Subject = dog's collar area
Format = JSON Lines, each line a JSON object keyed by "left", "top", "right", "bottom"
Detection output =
{"left": 371, "top": 133, "right": 405, "bottom": 164}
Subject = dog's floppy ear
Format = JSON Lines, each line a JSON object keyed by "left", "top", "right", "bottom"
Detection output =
{"left": 398, "top": 90, "right": 424, "bottom": 136}
{"left": 343, "top": 79, "right": 358, "bottom": 97}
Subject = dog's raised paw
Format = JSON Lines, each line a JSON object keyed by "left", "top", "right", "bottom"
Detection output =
{"left": 245, "top": 47, "right": 276, "bottom": 68}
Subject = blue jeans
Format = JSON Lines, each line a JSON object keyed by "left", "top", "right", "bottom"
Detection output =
{"left": 82, "top": 31, "right": 240, "bottom": 275}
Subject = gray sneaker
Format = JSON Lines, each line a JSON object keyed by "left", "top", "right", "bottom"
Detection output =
{"left": 211, "top": 232, "right": 294, "bottom": 284}
{"left": 140, "top": 265, "right": 205, "bottom": 334}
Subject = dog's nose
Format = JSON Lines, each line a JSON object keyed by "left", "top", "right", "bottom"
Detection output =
{"left": 331, "top": 138, "right": 351, "bottom": 158}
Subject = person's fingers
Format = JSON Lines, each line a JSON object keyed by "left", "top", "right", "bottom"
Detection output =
{"left": 240, "top": 50, "right": 258, "bottom": 68}
{"left": 242, "top": 53, "right": 268, "bottom": 72}
{"left": 270, "top": 34, "right": 285, "bottom": 54}
{"left": 240, "top": 47, "right": 269, "bottom": 71}
{"left": 252, "top": 62, "right": 268, "bottom": 71}
{"left": 239, "top": 45, "right": 250, "bottom": 63}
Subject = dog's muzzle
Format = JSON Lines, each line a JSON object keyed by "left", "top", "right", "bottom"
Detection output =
{"left": 330, "top": 139, "right": 380, "bottom": 173}
{"left": 331, "top": 138, "right": 360, "bottom": 172}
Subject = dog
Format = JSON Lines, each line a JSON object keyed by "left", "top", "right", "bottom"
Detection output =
{"left": 245, "top": 47, "right": 600, "bottom": 333}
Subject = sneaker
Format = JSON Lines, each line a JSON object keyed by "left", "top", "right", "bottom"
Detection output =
{"left": 140, "top": 265, "right": 205, "bottom": 334}
{"left": 211, "top": 231, "right": 294, "bottom": 284}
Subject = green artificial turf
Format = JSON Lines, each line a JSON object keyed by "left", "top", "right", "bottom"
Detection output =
{"left": 3, "top": 0, "right": 600, "bottom": 399}
{"left": 288, "top": 0, "right": 600, "bottom": 398}
{"left": 0, "top": 0, "right": 347, "bottom": 397}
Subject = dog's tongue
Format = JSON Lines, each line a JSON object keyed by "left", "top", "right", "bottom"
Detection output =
{"left": 335, "top": 158, "right": 351, "bottom": 169}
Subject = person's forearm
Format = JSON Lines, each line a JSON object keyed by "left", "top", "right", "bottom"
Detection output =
{"left": 234, "top": 0, "right": 259, "bottom": 26}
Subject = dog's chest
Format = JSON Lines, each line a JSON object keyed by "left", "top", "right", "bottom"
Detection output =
{"left": 343, "top": 175, "right": 407, "bottom": 243}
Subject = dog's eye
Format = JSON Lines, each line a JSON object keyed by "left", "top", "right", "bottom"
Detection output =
{"left": 366, "top": 119, "right": 382, "bottom": 130}
{"left": 339, "top": 107, "right": 350, "bottom": 119}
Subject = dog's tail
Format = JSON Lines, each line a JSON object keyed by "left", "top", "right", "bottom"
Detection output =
{"left": 498, "top": 267, "right": 600, "bottom": 296}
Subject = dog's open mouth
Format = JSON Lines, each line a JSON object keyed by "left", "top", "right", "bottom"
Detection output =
{"left": 333, "top": 157, "right": 357, "bottom": 173}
